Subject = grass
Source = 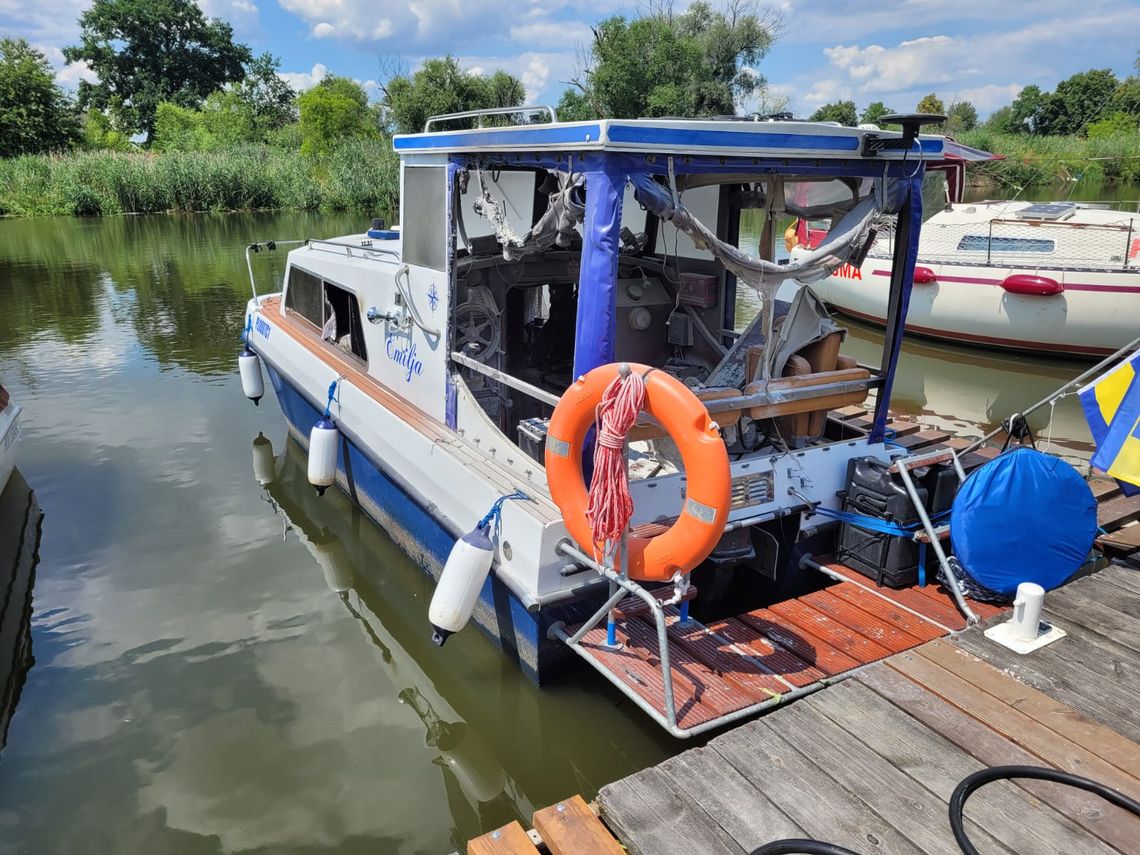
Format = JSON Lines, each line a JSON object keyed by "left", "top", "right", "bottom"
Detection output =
{"left": 0, "top": 139, "right": 400, "bottom": 217}
{"left": 957, "top": 130, "right": 1140, "bottom": 189}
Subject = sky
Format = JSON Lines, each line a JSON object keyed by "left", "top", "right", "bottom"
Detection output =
{"left": 2, "top": 0, "right": 1138, "bottom": 120}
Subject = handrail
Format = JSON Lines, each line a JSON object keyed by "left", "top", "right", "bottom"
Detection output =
{"left": 423, "top": 105, "right": 558, "bottom": 133}
{"left": 393, "top": 265, "right": 441, "bottom": 339}
{"left": 245, "top": 239, "right": 306, "bottom": 302}
{"left": 307, "top": 238, "right": 402, "bottom": 262}
{"left": 450, "top": 351, "right": 561, "bottom": 407}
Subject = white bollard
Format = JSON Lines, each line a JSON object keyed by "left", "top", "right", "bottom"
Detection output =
{"left": 1011, "top": 582, "right": 1045, "bottom": 641}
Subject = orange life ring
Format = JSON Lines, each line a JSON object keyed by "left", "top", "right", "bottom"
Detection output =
{"left": 545, "top": 363, "right": 731, "bottom": 582}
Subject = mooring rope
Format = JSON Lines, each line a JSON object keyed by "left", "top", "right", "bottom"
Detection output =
{"left": 586, "top": 368, "right": 647, "bottom": 553}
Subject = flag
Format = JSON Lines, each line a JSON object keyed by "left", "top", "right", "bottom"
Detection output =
{"left": 1079, "top": 352, "right": 1140, "bottom": 495}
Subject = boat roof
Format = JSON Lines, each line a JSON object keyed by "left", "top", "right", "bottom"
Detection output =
{"left": 393, "top": 118, "right": 947, "bottom": 161}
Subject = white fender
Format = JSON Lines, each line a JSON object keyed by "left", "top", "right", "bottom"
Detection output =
{"left": 307, "top": 417, "right": 339, "bottom": 495}
{"left": 429, "top": 525, "right": 494, "bottom": 646}
{"left": 239, "top": 346, "right": 264, "bottom": 405}
{"left": 251, "top": 432, "right": 275, "bottom": 486}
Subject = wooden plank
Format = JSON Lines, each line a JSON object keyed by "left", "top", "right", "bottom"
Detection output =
{"left": 598, "top": 769, "right": 744, "bottom": 855}
{"left": 1088, "top": 477, "right": 1123, "bottom": 502}
{"left": 884, "top": 418, "right": 922, "bottom": 437}
{"left": 799, "top": 588, "right": 927, "bottom": 652}
{"left": 664, "top": 612, "right": 798, "bottom": 700}
{"left": 533, "top": 795, "right": 623, "bottom": 855}
{"left": 824, "top": 582, "right": 948, "bottom": 641}
{"left": 736, "top": 608, "right": 862, "bottom": 675}
{"left": 892, "top": 429, "right": 952, "bottom": 451}
{"left": 1072, "top": 569, "right": 1140, "bottom": 618}
{"left": 1101, "top": 563, "right": 1140, "bottom": 596}
{"left": 915, "top": 640, "right": 1140, "bottom": 780}
{"left": 766, "top": 598, "right": 895, "bottom": 663}
{"left": 776, "top": 699, "right": 1008, "bottom": 855}
{"left": 711, "top": 720, "right": 925, "bottom": 855}
{"left": 858, "top": 664, "right": 1140, "bottom": 852}
{"left": 468, "top": 822, "right": 540, "bottom": 855}
{"left": 888, "top": 651, "right": 1140, "bottom": 800}
{"left": 819, "top": 680, "right": 1118, "bottom": 855}
{"left": 832, "top": 405, "right": 870, "bottom": 420}
{"left": 954, "top": 626, "right": 1140, "bottom": 742}
{"left": 655, "top": 747, "right": 804, "bottom": 851}
{"left": 1097, "top": 524, "right": 1140, "bottom": 555}
{"left": 1044, "top": 584, "right": 1140, "bottom": 655}
{"left": 1097, "top": 492, "right": 1140, "bottom": 530}
{"left": 706, "top": 617, "right": 827, "bottom": 687}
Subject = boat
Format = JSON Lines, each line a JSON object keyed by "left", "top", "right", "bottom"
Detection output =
{"left": 0, "top": 469, "right": 42, "bottom": 754}
{"left": 803, "top": 139, "right": 1140, "bottom": 357}
{"left": 0, "top": 384, "right": 21, "bottom": 492}
{"left": 238, "top": 111, "right": 1107, "bottom": 735}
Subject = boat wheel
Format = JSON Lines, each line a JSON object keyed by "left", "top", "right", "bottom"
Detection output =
{"left": 454, "top": 302, "right": 501, "bottom": 361}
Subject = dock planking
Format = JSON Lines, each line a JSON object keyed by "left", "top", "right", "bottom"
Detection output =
{"left": 598, "top": 566, "right": 1140, "bottom": 855}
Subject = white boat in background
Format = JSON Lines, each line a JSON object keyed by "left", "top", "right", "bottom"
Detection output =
{"left": 0, "top": 385, "right": 21, "bottom": 491}
{"left": 810, "top": 197, "right": 1140, "bottom": 358}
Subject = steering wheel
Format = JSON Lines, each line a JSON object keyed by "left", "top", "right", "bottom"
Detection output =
{"left": 454, "top": 302, "right": 500, "bottom": 361}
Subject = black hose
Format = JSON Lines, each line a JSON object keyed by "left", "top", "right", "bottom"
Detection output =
{"left": 949, "top": 765, "right": 1140, "bottom": 855}
{"left": 750, "top": 842, "right": 860, "bottom": 855}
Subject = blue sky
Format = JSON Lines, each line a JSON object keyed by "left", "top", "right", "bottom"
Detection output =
{"left": 2, "top": 0, "right": 1138, "bottom": 119}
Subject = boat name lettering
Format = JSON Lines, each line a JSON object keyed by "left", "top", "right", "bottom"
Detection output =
{"left": 833, "top": 263, "right": 862, "bottom": 280}
{"left": 386, "top": 336, "right": 424, "bottom": 382}
{"left": 255, "top": 317, "right": 272, "bottom": 339}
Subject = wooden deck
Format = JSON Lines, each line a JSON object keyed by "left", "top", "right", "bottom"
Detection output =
{"left": 595, "top": 563, "right": 1140, "bottom": 854}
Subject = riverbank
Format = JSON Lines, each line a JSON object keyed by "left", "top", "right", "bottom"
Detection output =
{"left": 0, "top": 139, "right": 399, "bottom": 217}
{"left": 958, "top": 129, "right": 1140, "bottom": 189}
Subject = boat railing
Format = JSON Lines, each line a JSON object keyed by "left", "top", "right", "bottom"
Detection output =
{"left": 423, "top": 105, "right": 558, "bottom": 133}
{"left": 868, "top": 212, "right": 1139, "bottom": 271}
{"left": 244, "top": 239, "right": 306, "bottom": 302}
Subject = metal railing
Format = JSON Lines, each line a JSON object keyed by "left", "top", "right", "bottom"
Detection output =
{"left": 245, "top": 239, "right": 306, "bottom": 301}
{"left": 423, "top": 105, "right": 558, "bottom": 133}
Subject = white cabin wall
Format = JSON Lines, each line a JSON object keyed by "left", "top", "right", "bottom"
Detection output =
{"left": 655, "top": 184, "right": 719, "bottom": 260}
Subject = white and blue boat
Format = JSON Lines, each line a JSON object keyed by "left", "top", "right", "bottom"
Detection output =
{"left": 0, "top": 385, "right": 20, "bottom": 493}
{"left": 239, "top": 111, "right": 1035, "bottom": 733}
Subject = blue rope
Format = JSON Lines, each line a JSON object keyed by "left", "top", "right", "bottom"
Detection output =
{"left": 242, "top": 315, "right": 252, "bottom": 345}
{"left": 478, "top": 490, "right": 531, "bottom": 539}
{"left": 806, "top": 503, "right": 949, "bottom": 537}
{"left": 322, "top": 380, "right": 339, "bottom": 419}
{"left": 882, "top": 428, "right": 907, "bottom": 450}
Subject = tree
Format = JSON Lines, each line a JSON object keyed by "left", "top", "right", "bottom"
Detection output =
{"left": 298, "top": 76, "right": 378, "bottom": 156}
{"left": 380, "top": 56, "right": 524, "bottom": 135}
{"left": 1038, "top": 69, "right": 1118, "bottom": 135}
{"left": 859, "top": 101, "right": 893, "bottom": 125}
{"left": 916, "top": 93, "right": 945, "bottom": 116}
{"left": 944, "top": 100, "right": 978, "bottom": 135}
{"left": 562, "top": 1, "right": 780, "bottom": 119}
{"left": 984, "top": 105, "right": 1018, "bottom": 134}
{"left": 81, "top": 109, "right": 131, "bottom": 150}
{"left": 1009, "top": 84, "right": 1046, "bottom": 133}
{"left": 233, "top": 53, "right": 297, "bottom": 135}
{"left": 809, "top": 100, "right": 856, "bottom": 126}
{"left": 64, "top": 0, "right": 251, "bottom": 141}
{"left": 0, "top": 38, "right": 79, "bottom": 156}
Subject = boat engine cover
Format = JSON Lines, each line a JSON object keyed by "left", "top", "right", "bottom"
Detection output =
{"left": 950, "top": 447, "right": 1096, "bottom": 599}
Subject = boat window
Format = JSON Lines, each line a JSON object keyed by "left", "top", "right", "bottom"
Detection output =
{"left": 323, "top": 282, "right": 368, "bottom": 361}
{"left": 656, "top": 184, "right": 719, "bottom": 260}
{"left": 403, "top": 166, "right": 447, "bottom": 270}
{"left": 285, "top": 266, "right": 324, "bottom": 327}
{"left": 957, "top": 235, "right": 1056, "bottom": 253}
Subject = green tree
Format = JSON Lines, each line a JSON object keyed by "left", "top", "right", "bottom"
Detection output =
{"left": 859, "top": 101, "right": 893, "bottom": 125}
{"left": 81, "top": 108, "right": 131, "bottom": 150}
{"left": 1038, "top": 69, "right": 1118, "bottom": 135}
{"left": 808, "top": 100, "right": 856, "bottom": 126}
{"left": 944, "top": 100, "right": 978, "bottom": 135}
{"left": 562, "top": 1, "right": 779, "bottom": 119}
{"left": 916, "top": 93, "right": 946, "bottom": 116}
{"left": 380, "top": 56, "right": 526, "bottom": 135}
{"left": 0, "top": 38, "right": 79, "bottom": 156}
{"left": 984, "top": 104, "right": 1018, "bottom": 134}
{"left": 234, "top": 53, "right": 296, "bottom": 135}
{"left": 64, "top": 0, "right": 252, "bottom": 141}
{"left": 298, "top": 76, "right": 378, "bottom": 156}
{"left": 1009, "top": 84, "right": 1046, "bottom": 133}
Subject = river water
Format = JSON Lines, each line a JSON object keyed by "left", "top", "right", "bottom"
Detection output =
{"left": 0, "top": 186, "right": 1126, "bottom": 852}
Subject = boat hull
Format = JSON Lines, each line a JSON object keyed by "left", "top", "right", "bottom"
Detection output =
{"left": 812, "top": 263, "right": 1140, "bottom": 358}
{"left": 264, "top": 364, "right": 585, "bottom": 683}
{"left": 0, "top": 404, "right": 20, "bottom": 494}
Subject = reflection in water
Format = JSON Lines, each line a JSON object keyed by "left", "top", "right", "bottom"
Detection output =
{"left": 0, "top": 470, "right": 43, "bottom": 754}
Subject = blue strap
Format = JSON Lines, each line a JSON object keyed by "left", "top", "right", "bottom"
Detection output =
{"left": 242, "top": 315, "right": 252, "bottom": 344}
{"left": 807, "top": 504, "right": 949, "bottom": 537}
{"left": 918, "top": 540, "right": 927, "bottom": 587}
{"left": 478, "top": 490, "right": 531, "bottom": 539}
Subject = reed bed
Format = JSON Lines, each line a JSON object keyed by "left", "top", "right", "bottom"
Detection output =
{"left": 0, "top": 140, "right": 400, "bottom": 217}
{"left": 958, "top": 130, "right": 1140, "bottom": 189}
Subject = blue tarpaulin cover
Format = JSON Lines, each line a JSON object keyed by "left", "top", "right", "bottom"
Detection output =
{"left": 950, "top": 447, "right": 1096, "bottom": 599}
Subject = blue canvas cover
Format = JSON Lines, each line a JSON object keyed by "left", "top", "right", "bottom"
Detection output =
{"left": 950, "top": 447, "right": 1096, "bottom": 599}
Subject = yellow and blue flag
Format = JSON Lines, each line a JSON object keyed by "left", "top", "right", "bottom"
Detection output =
{"left": 1080, "top": 351, "right": 1140, "bottom": 495}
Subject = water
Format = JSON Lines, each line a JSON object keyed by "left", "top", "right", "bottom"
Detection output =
{"left": 0, "top": 213, "right": 675, "bottom": 855}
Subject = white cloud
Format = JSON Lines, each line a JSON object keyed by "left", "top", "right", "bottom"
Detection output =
{"left": 279, "top": 62, "right": 329, "bottom": 91}
{"left": 509, "top": 21, "right": 592, "bottom": 45}
{"left": 55, "top": 59, "right": 98, "bottom": 87}
{"left": 198, "top": 0, "right": 260, "bottom": 34}
{"left": 312, "top": 21, "right": 336, "bottom": 38}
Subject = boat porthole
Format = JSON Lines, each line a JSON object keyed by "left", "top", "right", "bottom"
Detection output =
{"left": 501, "top": 541, "right": 513, "bottom": 561}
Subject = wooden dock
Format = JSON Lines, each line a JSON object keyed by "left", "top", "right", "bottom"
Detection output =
{"left": 594, "top": 563, "right": 1140, "bottom": 854}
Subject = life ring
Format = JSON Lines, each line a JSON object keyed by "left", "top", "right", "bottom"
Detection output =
{"left": 545, "top": 363, "right": 731, "bottom": 582}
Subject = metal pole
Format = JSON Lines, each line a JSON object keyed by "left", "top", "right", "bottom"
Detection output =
{"left": 961, "top": 332, "right": 1140, "bottom": 455}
